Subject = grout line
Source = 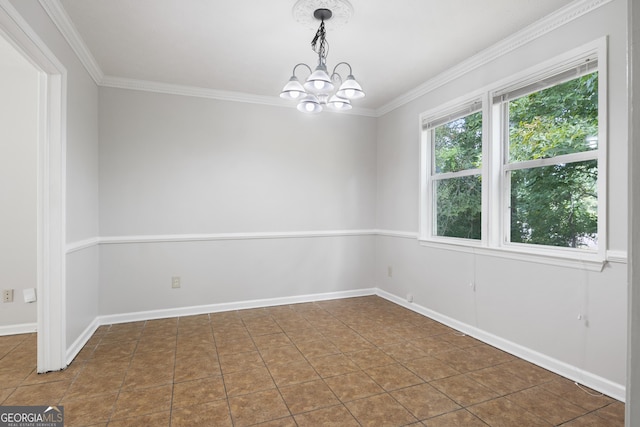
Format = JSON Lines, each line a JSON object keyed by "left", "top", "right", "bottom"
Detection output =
{"left": 0, "top": 297, "right": 625, "bottom": 426}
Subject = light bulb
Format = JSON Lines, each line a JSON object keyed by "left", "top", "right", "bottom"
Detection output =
{"left": 305, "top": 103, "right": 315, "bottom": 112}
{"left": 344, "top": 89, "right": 355, "bottom": 98}
{"left": 290, "top": 91, "right": 302, "bottom": 99}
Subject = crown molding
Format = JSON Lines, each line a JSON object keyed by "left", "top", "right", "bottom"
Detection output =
{"left": 38, "top": 0, "right": 103, "bottom": 83}
{"left": 100, "top": 75, "right": 378, "bottom": 116}
{"left": 100, "top": 75, "right": 291, "bottom": 107}
{"left": 39, "top": 0, "right": 610, "bottom": 117}
{"left": 375, "top": 0, "right": 614, "bottom": 116}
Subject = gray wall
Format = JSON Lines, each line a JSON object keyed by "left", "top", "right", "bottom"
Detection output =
{"left": 8, "top": 0, "right": 100, "bottom": 350}
{"left": 98, "top": 89, "right": 377, "bottom": 315}
{"left": 375, "top": 0, "right": 628, "bottom": 398}
{"left": 0, "top": 36, "right": 38, "bottom": 327}
{"left": 7, "top": 0, "right": 632, "bottom": 404}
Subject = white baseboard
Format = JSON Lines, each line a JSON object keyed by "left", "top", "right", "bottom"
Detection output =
{"left": 0, "top": 322, "right": 37, "bottom": 336}
{"left": 62, "top": 286, "right": 625, "bottom": 402}
{"left": 375, "top": 289, "right": 626, "bottom": 402}
{"left": 97, "top": 288, "right": 377, "bottom": 326}
{"left": 63, "top": 289, "right": 375, "bottom": 368}
{"left": 66, "top": 317, "right": 100, "bottom": 365}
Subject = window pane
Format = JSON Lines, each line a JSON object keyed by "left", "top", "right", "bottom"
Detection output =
{"left": 509, "top": 160, "right": 597, "bottom": 249}
{"left": 435, "top": 175, "right": 482, "bottom": 239}
{"left": 434, "top": 111, "right": 482, "bottom": 173}
{"left": 509, "top": 72, "right": 598, "bottom": 163}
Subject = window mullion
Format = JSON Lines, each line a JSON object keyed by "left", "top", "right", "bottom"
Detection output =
{"left": 432, "top": 168, "right": 480, "bottom": 180}
{"left": 486, "top": 100, "right": 502, "bottom": 248}
{"left": 504, "top": 150, "right": 599, "bottom": 171}
{"left": 500, "top": 101, "right": 511, "bottom": 247}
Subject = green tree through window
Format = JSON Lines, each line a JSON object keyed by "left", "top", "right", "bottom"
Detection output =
{"left": 507, "top": 72, "right": 598, "bottom": 248}
{"left": 433, "top": 110, "right": 482, "bottom": 239}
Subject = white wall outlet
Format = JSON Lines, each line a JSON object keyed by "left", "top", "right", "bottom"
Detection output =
{"left": 171, "top": 276, "right": 181, "bottom": 289}
{"left": 23, "top": 288, "right": 36, "bottom": 303}
{"left": 407, "top": 293, "right": 413, "bottom": 303}
{"left": 387, "top": 266, "right": 393, "bottom": 277}
{"left": 2, "top": 289, "right": 14, "bottom": 303}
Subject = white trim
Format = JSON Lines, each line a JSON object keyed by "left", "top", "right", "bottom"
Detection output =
{"left": 37, "top": 0, "right": 610, "bottom": 117}
{"left": 418, "top": 239, "right": 606, "bottom": 271}
{"left": 66, "top": 230, "right": 625, "bottom": 269}
{"left": 66, "top": 229, "right": 406, "bottom": 249}
{"left": 377, "top": 228, "right": 626, "bottom": 269}
{"left": 100, "top": 75, "right": 378, "bottom": 117}
{"left": 66, "top": 237, "right": 99, "bottom": 254}
{"left": 0, "top": 0, "right": 68, "bottom": 374}
{"left": 375, "top": 288, "right": 626, "bottom": 402}
{"left": 38, "top": 0, "right": 102, "bottom": 83}
{"left": 375, "top": 229, "right": 419, "bottom": 240}
{"left": 98, "top": 229, "right": 378, "bottom": 245}
{"left": 0, "top": 323, "right": 37, "bottom": 336}
{"left": 100, "top": 75, "right": 285, "bottom": 106}
{"left": 416, "top": 38, "right": 608, "bottom": 272}
{"left": 65, "top": 289, "right": 377, "bottom": 365}
{"left": 607, "top": 250, "right": 628, "bottom": 264}
{"left": 504, "top": 151, "right": 599, "bottom": 172}
{"left": 65, "top": 317, "right": 99, "bottom": 365}
{"left": 97, "top": 288, "right": 376, "bottom": 325}
{"left": 376, "top": 0, "right": 613, "bottom": 116}
{"left": 71, "top": 286, "right": 625, "bottom": 401}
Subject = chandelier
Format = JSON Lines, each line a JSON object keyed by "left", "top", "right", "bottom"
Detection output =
{"left": 280, "top": 7, "right": 365, "bottom": 113}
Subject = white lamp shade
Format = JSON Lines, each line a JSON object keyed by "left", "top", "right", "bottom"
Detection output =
{"left": 297, "top": 94, "right": 322, "bottom": 113}
{"left": 327, "top": 95, "right": 352, "bottom": 111}
{"left": 336, "top": 75, "right": 365, "bottom": 100}
{"left": 280, "top": 77, "right": 306, "bottom": 100}
{"left": 304, "top": 66, "right": 334, "bottom": 94}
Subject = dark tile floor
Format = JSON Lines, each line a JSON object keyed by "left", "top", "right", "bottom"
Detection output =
{"left": 0, "top": 296, "right": 625, "bottom": 426}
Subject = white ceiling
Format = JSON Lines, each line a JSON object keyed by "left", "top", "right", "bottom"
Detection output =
{"left": 57, "top": 0, "right": 575, "bottom": 112}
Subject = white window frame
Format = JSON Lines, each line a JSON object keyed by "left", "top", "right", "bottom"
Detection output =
{"left": 419, "top": 38, "right": 607, "bottom": 271}
{"left": 419, "top": 96, "right": 486, "bottom": 246}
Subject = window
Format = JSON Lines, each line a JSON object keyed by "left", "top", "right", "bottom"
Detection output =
{"left": 498, "top": 63, "right": 599, "bottom": 249}
{"left": 419, "top": 41, "right": 606, "bottom": 267}
{"left": 424, "top": 103, "right": 483, "bottom": 240}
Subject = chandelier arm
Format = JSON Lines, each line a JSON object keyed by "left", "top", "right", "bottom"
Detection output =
{"left": 292, "top": 63, "right": 313, "bottom": 77}
{"left": 282, "top": 6, "right": 363, "bottom": 113}
{"left": 331, "top": 61, "right": 354, "bottom": 77}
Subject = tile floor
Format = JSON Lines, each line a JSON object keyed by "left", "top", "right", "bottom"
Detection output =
{"left": 0, "top": 296, "right": 625, "bottom": 426}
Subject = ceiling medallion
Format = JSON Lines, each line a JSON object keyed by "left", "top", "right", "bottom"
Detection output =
{"left": 292, "top": 0, "right": 353, "bottom": 30}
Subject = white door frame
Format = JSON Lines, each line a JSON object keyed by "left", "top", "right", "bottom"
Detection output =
{"left": 0, "top": 0, "right": 67, "bottom": 372}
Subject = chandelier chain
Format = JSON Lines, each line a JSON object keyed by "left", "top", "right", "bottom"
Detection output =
{"left": 311, "top": 20, "right": 329, "bottom": 63}
{"left": 280, "top": 5, "right": 364, "bottom": 113}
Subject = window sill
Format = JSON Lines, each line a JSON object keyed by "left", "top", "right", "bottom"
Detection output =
{"left": 418, "top": 238, "right": 607, "bottom": 272}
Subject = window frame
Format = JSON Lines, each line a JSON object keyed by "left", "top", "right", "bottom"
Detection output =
{"left": 423, "top": 99, "right": 485, "bottom": 243}
{"left": 418, "top": 38, "right": 607, "bottom": 271}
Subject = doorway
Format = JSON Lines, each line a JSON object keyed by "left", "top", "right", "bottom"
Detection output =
{"left": 0, "top": 2, "right": 67, "bottom": 373}
{"left": 0, "top": 32, "right": 38, "bottom": 333}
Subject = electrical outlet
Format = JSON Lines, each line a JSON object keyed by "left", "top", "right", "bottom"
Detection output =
{"left": 387, "top": 266, "right": 393, "bottom": 277}
{"left": 171, "top": 276, "right": 181, "bottom": 289}
{"left": 2, "top": 289, "right": 14, "bottom": 303}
